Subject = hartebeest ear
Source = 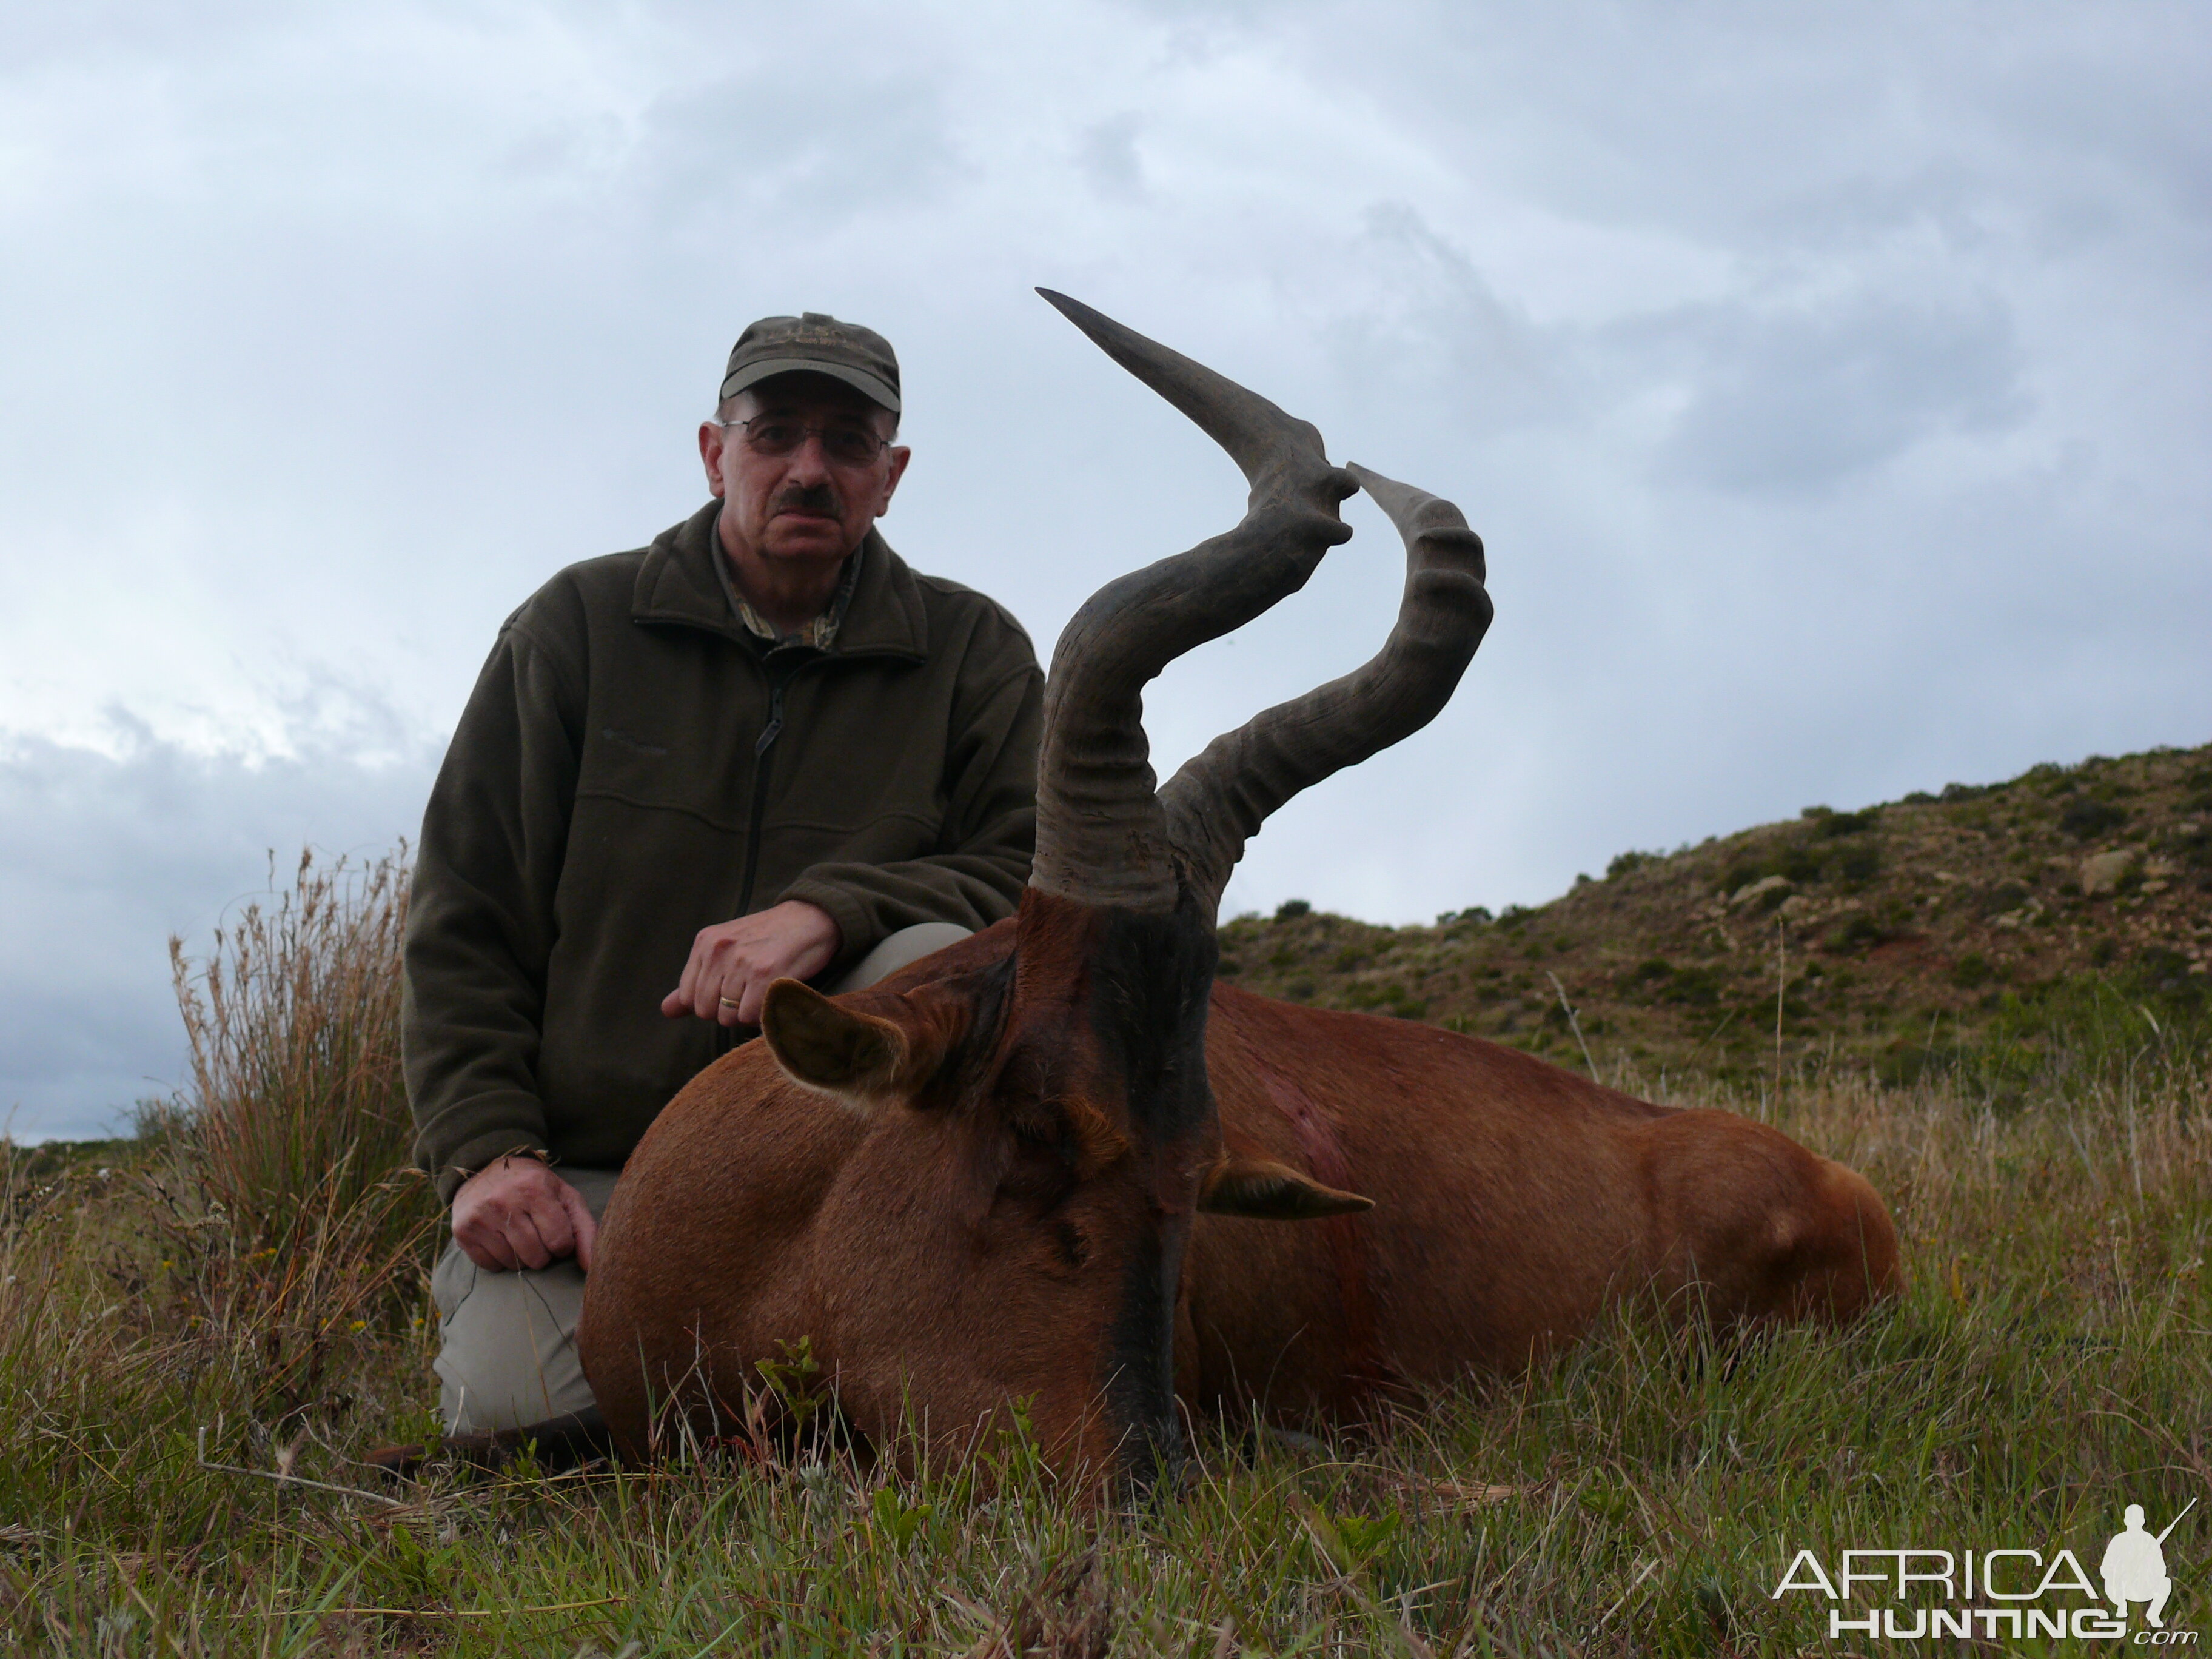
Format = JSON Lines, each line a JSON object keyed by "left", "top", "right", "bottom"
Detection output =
{"left": 1198, "top": 1155, "right": 1375, "bottom": 1220}
{"left": 761, "top": 979, "right": 914, "bottom": 1111}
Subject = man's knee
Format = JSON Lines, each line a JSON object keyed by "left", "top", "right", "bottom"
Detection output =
{"left": 432, "top": 1167, "right": 620, "bottom": 1435}
{"left": 830, "top": 922, "right": 972, "bottom": 993}
{"left": 433, "top": 1252, "right": 591, "bottom": 1433}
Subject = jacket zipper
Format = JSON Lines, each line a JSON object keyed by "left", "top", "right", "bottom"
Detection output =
{"left": 719, "top": 654, "right": 805, "bottom": 1053}
{"left": 737, "top": 661, "right": 799, "bottom": 915}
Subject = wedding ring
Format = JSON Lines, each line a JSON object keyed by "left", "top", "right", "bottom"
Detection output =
{"left": 718, "top": 996, "right": 740, "bottom": 1009}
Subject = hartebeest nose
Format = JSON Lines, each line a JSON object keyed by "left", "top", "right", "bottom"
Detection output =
{"left": 1114, "top": 1413, "right": 1188, "bottom": 1504}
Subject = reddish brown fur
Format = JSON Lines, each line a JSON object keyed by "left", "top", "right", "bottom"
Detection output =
{"left": 1184, "top": 989, "right": 1897, "bottom": 1418}
{"left": 579, "top": 912, "right": 1899, "bottom": 1481}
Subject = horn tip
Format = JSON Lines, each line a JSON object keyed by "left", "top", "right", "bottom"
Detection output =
{"left": 1347, "top": 462, "right": 1433, "bottom": 516}
{"left": 1034, "top": 286, "right": 1086, "bottom": 321}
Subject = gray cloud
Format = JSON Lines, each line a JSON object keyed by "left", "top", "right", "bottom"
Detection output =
{"left": 0, "top": 722, "right": 434, "bottom": 1142}
{"left": 1076, "top": 113, "right": 1146, "bottom": 199}
{"left": 1319, "top": 204, "right": 1569, "bottom": 440}
{"left": 2, "top": 1, "right": 2207, "bottom": 1136}
{"left": 632, "top": 70, "right": 962, "bottom": 233}
{"left": 1647, "top": 288, "right": 2028, "bottom": 494}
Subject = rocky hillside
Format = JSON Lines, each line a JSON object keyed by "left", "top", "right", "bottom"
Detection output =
{"left": 1219, "top": 742, "right": 2212, "bottom": 1094}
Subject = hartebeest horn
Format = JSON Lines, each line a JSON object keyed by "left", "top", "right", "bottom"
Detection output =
{"left": 1159, "top": 465, "right": 1492, "bottom": 916}
{"left": 1031, "top": 289, "right": 1358, "bottom": 913}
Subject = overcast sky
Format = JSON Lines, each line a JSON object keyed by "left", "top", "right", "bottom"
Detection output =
{"left": 4, "top": 1, "right": 2207, "bottom": 1139}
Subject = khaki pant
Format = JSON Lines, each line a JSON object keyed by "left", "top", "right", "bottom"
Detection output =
{"left": 431, "top": 922, "right": 970, "bottom": 1434}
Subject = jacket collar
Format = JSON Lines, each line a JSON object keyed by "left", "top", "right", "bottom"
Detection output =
{"left": 631, "top": 499, "right": 928, "bottom": 662}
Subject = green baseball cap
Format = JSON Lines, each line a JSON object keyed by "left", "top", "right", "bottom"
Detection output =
{"left": 718, "top": 312, "right": 901, "bottom": 414}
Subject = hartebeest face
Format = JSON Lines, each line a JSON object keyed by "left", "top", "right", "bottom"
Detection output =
{"left": 756, "top": 290, "right": 1491, "bottom": 1490}
{"left": 761, "top": 891, "right": 1234, "bottom": 1485}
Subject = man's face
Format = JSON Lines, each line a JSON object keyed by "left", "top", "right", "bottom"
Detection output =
{"left": 699, "top": 374, "right": 911, "bottom": 570}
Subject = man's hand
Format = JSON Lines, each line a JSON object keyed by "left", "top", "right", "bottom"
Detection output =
{"left": 451, "top": 1156, "right": 597, "bottom": 1272}
{"left": 662, "top": 899, "right": 841, "bottom": 1027}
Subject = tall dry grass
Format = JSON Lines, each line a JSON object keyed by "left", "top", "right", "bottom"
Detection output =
{"left": 161, "top": 847, "right": 424, "bottom": 1257}
{"left": 135, "top": 846, "right": 437, "bottom": 1421}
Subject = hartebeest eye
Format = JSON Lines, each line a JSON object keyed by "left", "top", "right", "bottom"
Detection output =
{"left": 987, "top": 1045, "right": 1132, "bottom": 1189}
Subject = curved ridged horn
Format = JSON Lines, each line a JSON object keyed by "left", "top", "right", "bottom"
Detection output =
{"left": 1159, "top": 464, "right": 1492, "bottom": 919}
{"left": 1030, "top": 290, "right": 1358, "bottom": 913}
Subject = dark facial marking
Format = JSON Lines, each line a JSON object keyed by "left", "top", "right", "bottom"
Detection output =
{"left": 1084, "top": 887, "right": 1219, "bottom": 1484}
{"left": 1084, "top": 888, "right": 1219, "bottom": 1147}
{"left": 1104, "top": 1205, "right": 1187, "bottom": 1491}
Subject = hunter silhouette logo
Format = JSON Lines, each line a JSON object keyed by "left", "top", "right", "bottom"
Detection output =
{"left": 1772, "top": 1495, "right": 2198, "bottom": 1641}
{"left": 2105, "top": 1500, "right": 2194, "bottom": 1631}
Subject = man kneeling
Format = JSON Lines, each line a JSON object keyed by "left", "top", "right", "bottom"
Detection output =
{"left": 403, "top": 312, "right": 1041, "bottom": 1433}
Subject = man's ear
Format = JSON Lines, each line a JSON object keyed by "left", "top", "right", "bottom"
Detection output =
{"left": 762, "top": 979, "right": 916, "bottom": 1111}
{"left": 1198, "top": 1155, "right": 1375, "bottom": 1220}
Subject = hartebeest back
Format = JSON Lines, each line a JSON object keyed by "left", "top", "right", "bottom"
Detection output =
{"left": 575, "top": 293, "right": 1899, "bottom": 1490}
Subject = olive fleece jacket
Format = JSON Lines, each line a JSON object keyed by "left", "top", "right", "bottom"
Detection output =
{"left": 403, "top": 501, "right": 1043, "bottom": 1201}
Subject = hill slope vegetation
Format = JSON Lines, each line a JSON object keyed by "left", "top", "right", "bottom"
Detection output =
{"left": 1221, "top": 741, "right": 2212, "bottom": 1095}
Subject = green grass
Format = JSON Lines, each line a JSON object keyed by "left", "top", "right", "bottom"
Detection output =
{"left": 3, "top": 846, "right": 2208, "bottom": 1654}
{"left": 4, "top": 1062, "right": 2205, "bottom": 1654}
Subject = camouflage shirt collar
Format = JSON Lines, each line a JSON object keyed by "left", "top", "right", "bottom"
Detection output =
{"left": 715, "top": 541, "right": 865, "bottom": 651}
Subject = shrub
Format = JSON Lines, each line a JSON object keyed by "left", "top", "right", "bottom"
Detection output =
{"left": 2059, "top": 797, "right": 2128, "bottom": 840}
{"left": 1435, "top": 905, "right": 1493, "bottom": 926}
{"left": 1273, "top": 899, "right": 1312, "bottom": 921}
{"left": 1655, "top": 966, "right": 1726, "bottom": 1008}
{"left": 2163, "top": 821, "right": 2212, "bottom": 870}
{"left": 1723, "top": 840, "right": 1828, "bottom": 894}
{"left": 2135, "top": 945, "right": 2196, "bottom": 997}
{"left": 1829, "top": 915, "right": 1892, "bottom": 953}
{"left": 1345, "top": 981, "right": 1427, "bottom": 1019}
{"left": 1606, "top": 850, "right": 1658, "bottom": 880}
{"left": 1832, "top": 843, "right": 1881, "bottom": 887}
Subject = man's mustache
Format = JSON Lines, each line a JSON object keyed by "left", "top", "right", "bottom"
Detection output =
{"left": 771, "top": 483, "right": 840, "bottom": 518}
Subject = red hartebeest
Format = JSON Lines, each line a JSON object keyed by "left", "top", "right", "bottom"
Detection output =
{"left": 572, "top": 293, "right": 1900, "bottom": 1489}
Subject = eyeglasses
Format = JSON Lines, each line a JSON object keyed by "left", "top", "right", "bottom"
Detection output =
{"left": 719, "top": 417, "right": 890, "bottom": 467}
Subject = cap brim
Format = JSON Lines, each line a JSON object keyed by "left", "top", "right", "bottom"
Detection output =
{"left": 719, "top": 356, "right": 900, "bottom": 414}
